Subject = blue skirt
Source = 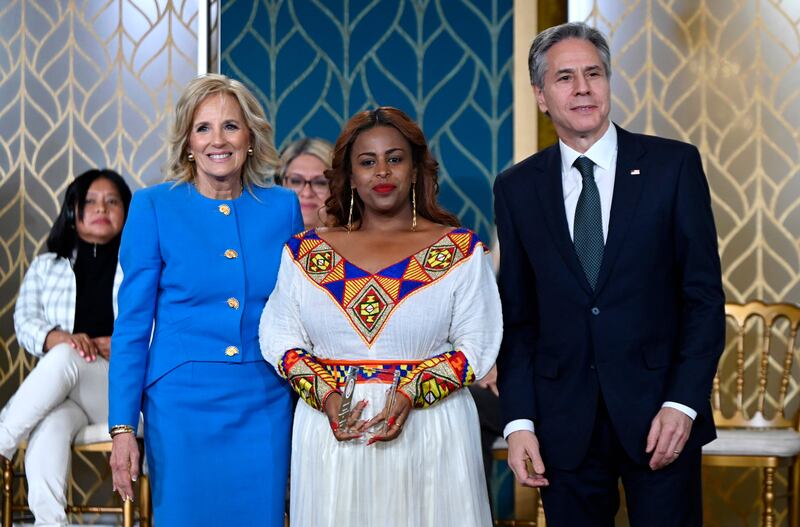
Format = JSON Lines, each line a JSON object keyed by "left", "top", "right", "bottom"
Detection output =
{"left": 143, "top": 360, "right": 292, "bottom": 526}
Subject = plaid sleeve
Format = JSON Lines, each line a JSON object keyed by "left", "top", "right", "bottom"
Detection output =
{"left": 14, "top": 256, "right": 61, "bottom": 357}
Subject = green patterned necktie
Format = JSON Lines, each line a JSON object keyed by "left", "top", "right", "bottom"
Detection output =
{"left": 573, "top": 156, "right": 604, "bottom": 289}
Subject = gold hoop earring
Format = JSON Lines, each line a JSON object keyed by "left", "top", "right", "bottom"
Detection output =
{"left": 247, "top": 146, "right": 253, "bottom": 157}
{"left": 347, "top": 189, "right": 355, "bottom": 233}
{"left": 187, "top": 152, "right": 195, "bottom": 162}
{"left": 411, "top": 182, "right": 417, "bottom": 232}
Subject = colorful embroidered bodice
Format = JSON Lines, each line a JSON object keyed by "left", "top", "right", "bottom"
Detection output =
{"left": 286, "top": 227, "right": 486, "bottom": 347}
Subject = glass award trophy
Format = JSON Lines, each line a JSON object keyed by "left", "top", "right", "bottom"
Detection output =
{"left": 336, "top": 366, "right": 403, "bottom": 442}
{"left": 337, "top": 366, "right": 359, "bottom": 429}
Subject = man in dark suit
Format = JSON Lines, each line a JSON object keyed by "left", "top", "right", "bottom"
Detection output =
{"left": 493, "top": 22, "right": 725, "bottom": 526}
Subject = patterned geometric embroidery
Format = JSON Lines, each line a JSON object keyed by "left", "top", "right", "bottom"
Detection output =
{"left": 352, "top": 285, "right": 388, "bottom": 332}
{"left": 278, "top": 348, "right": 339, "bottom": 411}
{"left": 307, "top": 249, "right": 333, "bottom": 273}
{"left": 424, "top": 246, "right": 455, "bottom": 271}
{"left": 287, "top": 228, "right": 486, "bottom": 346}
{"left": 397, "top": 350, "right": 475, "bottom": 408}
{"left": 318, "top": 359, "right": 422, "bottom": 388}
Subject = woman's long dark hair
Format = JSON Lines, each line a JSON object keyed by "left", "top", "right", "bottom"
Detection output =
{"left": 325, "top": 107, "right": 460, "bottom": 229}
{"left": 46, "top": 169, "right": 132, "bottom": 258}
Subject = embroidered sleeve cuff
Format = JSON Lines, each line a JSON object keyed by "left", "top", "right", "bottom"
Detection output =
{"left": 397, "top": 350, "right": 475, "bottom": 409}
{"left": 278, "top": 348, "right": 340, "bottom": 411}
{"left": 503, "top": 419, "right": 535, "bottom": 439}
{"left": 662, "top": 401, "right": 697, "bottom": 420}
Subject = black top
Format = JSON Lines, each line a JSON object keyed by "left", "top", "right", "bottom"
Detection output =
{"left": 73, "top": 238, "right": 118, "bottom": 338}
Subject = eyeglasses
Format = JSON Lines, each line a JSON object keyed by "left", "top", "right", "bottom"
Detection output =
{"left": 285, "top": 176, "right": 329, "bottom": 195}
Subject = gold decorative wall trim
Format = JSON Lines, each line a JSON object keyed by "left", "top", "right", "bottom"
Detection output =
{"left": 513, "top": 0, "right": 537, "bottom": 162}
{"left": 572, "top": 0, "right": 800, "bottom": 307}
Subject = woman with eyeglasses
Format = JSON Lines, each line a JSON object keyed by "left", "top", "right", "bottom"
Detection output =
{"left": 2, "top": 169, "right": 131, "bottom": 526}
{"left": 278, "top": 138, "right": 333, "bottom": 229}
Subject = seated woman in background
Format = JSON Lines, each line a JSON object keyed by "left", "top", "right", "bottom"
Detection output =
{"left": 1, "top": 169, "right": 131, "bottom": 526}
{"left": 260, "top": 107, "right": 501, "bottom": 526}
{"left": 278, "top": 137, "right": 333, "bottom": 229}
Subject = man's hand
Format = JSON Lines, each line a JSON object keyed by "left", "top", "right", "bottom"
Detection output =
{"left": 475, "top": 365, "right": 499, "bottom": 397}
{"left": 645, "top": 407, "right": 693, "bottom": 470}
{"left": 507, "top": 430, "right": 549, "bottom": 487}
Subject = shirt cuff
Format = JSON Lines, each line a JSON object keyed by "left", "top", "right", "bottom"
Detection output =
{"left": 34, "top": 324, "right": 59, "bottom": 357}
{"left": 503, "top": 419, "right": 535, "bottom": 439}
{"left": 662, "top": 401, "right": 697, "bottom": 420}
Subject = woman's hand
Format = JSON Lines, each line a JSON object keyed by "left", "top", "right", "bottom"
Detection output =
{"left": 45, "top": 330, "right": 100, "bottom": 362}
{"left": 323, "top": 392, "right": 369, "bottom": 441}
{"left": 364, "top": 393, "right": 412, "bottom": 445}
{"left": 93, "top": 336, "right": 111, "bottom": 360}
{"left": 109, "top": 432, "right": 139, "bottom": 502}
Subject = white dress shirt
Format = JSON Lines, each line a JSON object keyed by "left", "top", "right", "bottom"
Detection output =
{"left": 503, "top": 122, "right": 696, "bottom": 439}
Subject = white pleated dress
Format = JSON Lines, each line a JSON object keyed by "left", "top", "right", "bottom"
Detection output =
{"left": 260, "top": 227, "right": 502, "bottom": 527}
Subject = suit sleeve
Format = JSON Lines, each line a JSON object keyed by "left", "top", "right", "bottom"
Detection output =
{"left": 290, "top": 193, "right": 304, "bottom": 235}
{"left": 665, "top": 145, "right": 726, "bottom": 412}
{"left": 494, "top": 175, "right": 539, "bottom": 425}
{"left": 109, "top": 191, "right": 162, "bottom": 428}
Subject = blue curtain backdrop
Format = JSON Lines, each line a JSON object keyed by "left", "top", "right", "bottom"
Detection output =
{"left": 220, "top": 0, "right": 513, "bottom": 241}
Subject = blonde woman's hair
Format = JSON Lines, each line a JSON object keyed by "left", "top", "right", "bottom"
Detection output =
{"left": 166, "top": 73, "right": 279, "bottom": 188}
{"left": 277, "top": 137, "right": 334, "bottom": 184}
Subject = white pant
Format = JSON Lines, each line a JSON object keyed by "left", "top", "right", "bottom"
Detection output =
{"left": 0, "top": 343, "right": 108, "bottom": 527}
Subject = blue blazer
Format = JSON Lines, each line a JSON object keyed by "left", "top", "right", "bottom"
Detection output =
{"left": 109, "top": 181, "right": 303, "bottom": 428}
{"left": 494, "top": 125, "right": 725, "bottom": 469}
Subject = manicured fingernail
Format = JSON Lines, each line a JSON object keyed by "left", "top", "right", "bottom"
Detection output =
{"left": 330, "top": 421, "right": 339, "bottom": 432}
{"left": 387, "top": 416, "right": 396, "bottom": 427}
{"left": 131, "top": 475, "right": 137, "bottom": 482}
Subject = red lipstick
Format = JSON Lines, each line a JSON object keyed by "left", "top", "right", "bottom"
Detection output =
{"left": 373, "top": 184, "right": 396, "bottom": 194}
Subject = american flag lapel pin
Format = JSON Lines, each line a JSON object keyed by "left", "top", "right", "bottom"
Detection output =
{"left": 630, "top": 169, "right": 640, "bottom": 175}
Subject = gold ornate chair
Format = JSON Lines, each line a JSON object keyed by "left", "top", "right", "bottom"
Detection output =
{"left": 1, "top": 422, "right": 151, "bottom": 527}
{"left": 702, "top": 301, "right": 800, "bottom": 527}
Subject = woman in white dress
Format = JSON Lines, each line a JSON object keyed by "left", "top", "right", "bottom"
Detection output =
{"left": 260, "top": 107, "right": 501, "bottom": 526}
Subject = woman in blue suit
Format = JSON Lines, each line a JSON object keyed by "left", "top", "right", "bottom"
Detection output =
{"left": 108, "top": 74, "right": 303, "bottom": 526}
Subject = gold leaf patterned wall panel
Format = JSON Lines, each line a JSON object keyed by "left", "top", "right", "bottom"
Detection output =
{"left": 0, "top": 0, "right": 196, "bottom": 521}
{"left": 574, "top": 0, "right": 800, "bottom": 306}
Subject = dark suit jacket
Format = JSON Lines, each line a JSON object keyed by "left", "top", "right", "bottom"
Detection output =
{"left": 493, "top": 124, "right": 725, "bottom": 470}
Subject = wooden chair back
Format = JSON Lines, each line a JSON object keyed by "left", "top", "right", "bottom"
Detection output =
{"left": 712, "top": 301, "right": 800, "bottom": 429}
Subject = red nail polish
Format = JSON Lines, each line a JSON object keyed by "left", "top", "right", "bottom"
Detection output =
{"left": 387, "top": 416, "right": 396, "bottom": 427}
